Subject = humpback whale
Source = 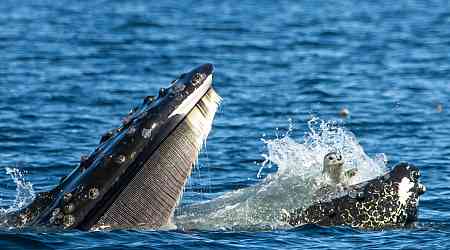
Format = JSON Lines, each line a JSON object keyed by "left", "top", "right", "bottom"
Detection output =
{"left": 1, "top": 63, "right": 221, "bottom": 230}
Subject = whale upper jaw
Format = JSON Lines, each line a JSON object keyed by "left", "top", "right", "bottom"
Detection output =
{"left": 3, "top": 63, "right": 221, "bottom": 230}
{"left": 286, "top": 163, "right": 426, "bottom": 229}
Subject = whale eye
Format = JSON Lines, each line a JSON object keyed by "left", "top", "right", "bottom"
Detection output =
{"left": 191, "top": 73, "right": 204, "bottom": 85}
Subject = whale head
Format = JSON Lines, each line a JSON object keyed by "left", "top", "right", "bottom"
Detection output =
{"left": 6, "top": 64, "right": 221, "bottom": 230}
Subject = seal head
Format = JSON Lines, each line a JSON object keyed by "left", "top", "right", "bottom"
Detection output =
{"left": 322, "top": 152, "right": 344, "bottom": 185}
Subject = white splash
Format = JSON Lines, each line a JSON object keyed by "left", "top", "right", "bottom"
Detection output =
{"left": 261, "top": 117, "right": 386, "bottom": 185}
{"left": 175, "top": 117, "right": 387, "bottom": 230}
{"left": 0, "top": 167, "right": 35, "bottom": 216}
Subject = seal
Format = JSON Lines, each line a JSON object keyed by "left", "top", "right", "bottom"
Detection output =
{"left": 322, "top": 152, "right": 357, "bottom": 186}
{"left": 323, "top": 152, "right": 344, "bottom": 185}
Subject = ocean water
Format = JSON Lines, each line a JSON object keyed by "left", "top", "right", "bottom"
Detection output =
{"left": 0, "top": 0, "right": 449, "bottom": 249}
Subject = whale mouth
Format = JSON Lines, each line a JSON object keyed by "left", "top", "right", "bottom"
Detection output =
{"left": 91, "top": 87, "right": 221, "bottom": 230}
{"left": 4, "top": 64, "right": 221, "bottom": 230}
{"left": 90, "top": 87, "right": 221, "bottom": 230}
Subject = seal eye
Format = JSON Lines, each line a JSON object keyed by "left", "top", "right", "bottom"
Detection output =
{"left": 328, "top": 155, "right": 335, "bottom": 161}
{"left": 191, "top": 73, "right": 204, "bottom": 85}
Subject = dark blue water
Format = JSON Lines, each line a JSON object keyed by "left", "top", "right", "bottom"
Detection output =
{"left": 0, "top": 0, "right": 449, "bottom": 249}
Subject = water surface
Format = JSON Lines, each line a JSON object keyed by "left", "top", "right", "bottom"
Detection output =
{"left": 0, "top": 0, "right": 449, "bottom": 249}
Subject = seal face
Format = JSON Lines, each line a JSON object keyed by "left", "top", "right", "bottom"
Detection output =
{"left": 322, "top": 152, "right": 344, "bottom": 185}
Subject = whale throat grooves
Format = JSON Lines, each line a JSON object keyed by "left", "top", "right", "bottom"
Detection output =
{"left": 94, "top": 88, "right": 222, "bottom": 229}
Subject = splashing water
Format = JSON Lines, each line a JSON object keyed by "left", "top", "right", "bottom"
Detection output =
{"left": 174, "top": 118, "right": 387, "bottom": 231}
{"left": 262, "top": 117, "right": 386, "bottom": 185}
{"left": 0, "top": 168, "right": 35, "bottom": 216}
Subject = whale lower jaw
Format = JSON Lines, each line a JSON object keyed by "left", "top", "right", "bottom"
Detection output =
{"left": 91, "top": 88, "right": 221, "bottom": 230}
{"left": 285, "top": 163, "right": 425, "bottom": 229}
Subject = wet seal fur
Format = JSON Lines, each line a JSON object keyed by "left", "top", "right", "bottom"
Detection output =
{"left": 1, "top": 64, "right": 221, "bottom": 230}
{"left": 284, "top": 163, "right": 426, "bottom": 229}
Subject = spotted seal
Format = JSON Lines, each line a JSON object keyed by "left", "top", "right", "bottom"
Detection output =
{"left": 322, "top": 152, "right": 358, "bottom": 187}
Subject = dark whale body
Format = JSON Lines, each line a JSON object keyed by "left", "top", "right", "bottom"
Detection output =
{"left": 1, "top": 64, "right": 221, "bottom": 230}
{"left": 285, "top": 163, "right": 426, "bottom": 229}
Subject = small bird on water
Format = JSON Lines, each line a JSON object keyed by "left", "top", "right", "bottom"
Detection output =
{"left": 339, "top": 107, "right": 350, "bottom": 118}
{"left": 436, "top": 103, "right": 443, "bottom": 113}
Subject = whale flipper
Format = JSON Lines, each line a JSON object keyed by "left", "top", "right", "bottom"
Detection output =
{"left": 286, "top": 163, "right": 426, "bottom": 229}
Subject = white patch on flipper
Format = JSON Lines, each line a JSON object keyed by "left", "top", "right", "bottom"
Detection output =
{"left": 398, "top": 177, "right": 414, "bottom": 206}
